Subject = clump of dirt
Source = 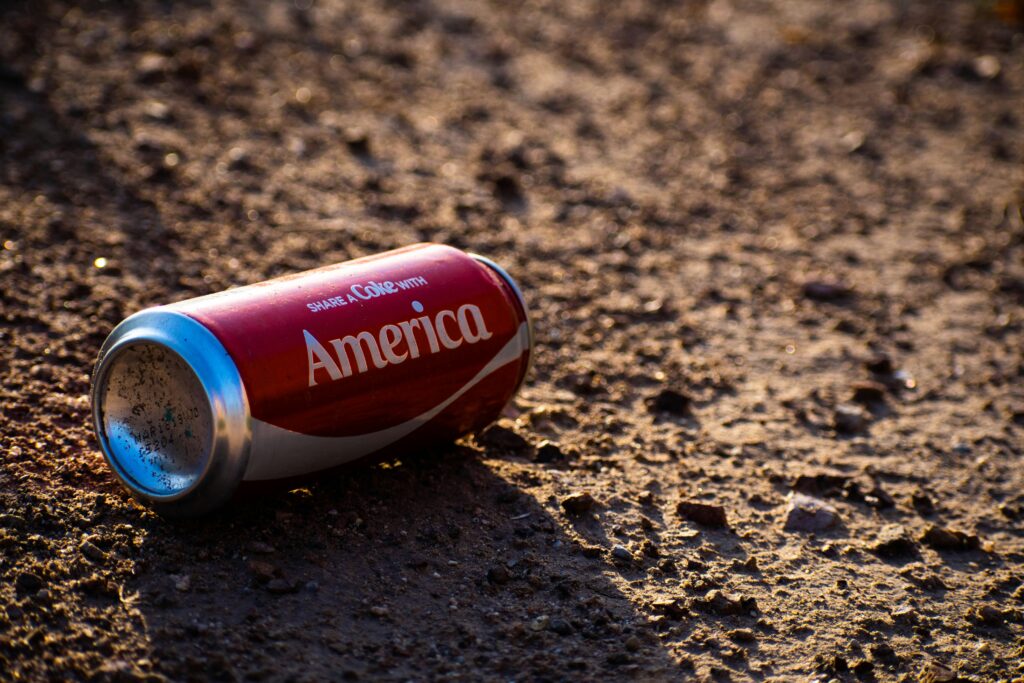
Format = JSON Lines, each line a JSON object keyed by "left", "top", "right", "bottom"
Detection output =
{"left": 1, "top": 1, "right": 1023, "bottom": 680}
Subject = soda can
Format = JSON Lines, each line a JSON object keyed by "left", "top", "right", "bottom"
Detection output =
{"left": 91, "top": 244, "right": 532, "bottom": 515}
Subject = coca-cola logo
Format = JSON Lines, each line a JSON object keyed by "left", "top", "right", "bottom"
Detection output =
{"left": 303, "top": 300, "right": 492, "bottom": 387}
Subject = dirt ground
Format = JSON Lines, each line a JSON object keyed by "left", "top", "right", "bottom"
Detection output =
{"left": 1, "top": 0, "right": 1023, "bottom": 680}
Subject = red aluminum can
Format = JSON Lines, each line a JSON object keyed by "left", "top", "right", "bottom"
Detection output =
{"left": 91, "top": 244, "right": 532, "bottom": 515}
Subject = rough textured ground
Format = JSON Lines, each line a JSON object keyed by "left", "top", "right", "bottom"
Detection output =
{"left": 2, "top": 1, "right": 1023, "bottom": 681}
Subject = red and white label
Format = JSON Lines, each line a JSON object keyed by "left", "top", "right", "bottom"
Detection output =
{"left": 169, "top": 244, "right": 530, "bottom": 480}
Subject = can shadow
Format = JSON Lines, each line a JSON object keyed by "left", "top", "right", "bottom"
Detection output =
{"left": 125, "top": 445, "right": 693, "bottom": 680}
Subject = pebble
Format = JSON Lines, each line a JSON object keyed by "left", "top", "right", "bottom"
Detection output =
{"left": 651, "top": 598, "right": 688, "bottom": 619}
{"left": 793, "top": 473, "right": 850, "bottom": 498}
{"left": 249, "top": 560, "right": 277, "bottom": 582}
{"left": 833, "top": 403, "right": 868, "bottom": 434}
{"left": 266, "top": 579, "right": 299, "bottom": 594}
{"left": 142, "top": 100, "right": 171, "bottom": 121}
{"left": 783, "top": 493, "right": 840, "bottom": 532}
{"left": 624, "top": 635, "right": 642, "bottom": 652}
{"left": 534, "top": 440, "right": 564, "bottom": 463}
{"left": 647, "top": 389, "right": 691, "bottom": 416}
{"left": 865, "top": 354, "right": 894, "bottom": 375}
{"left": 478, "top": 424, "right": 530, "bottom": 453}
{"left": 174, "top": 575, "right": 191, "bottom": 592}
{"left": 136, "top": 53, "right": 169, "bottom": 80}
{"left": 369, "top": 605, "right": 390, "bottom": 617}
{"left": 871, "top": 525, "right": 917, "bottom": 559}
{"left": 919, "top": 660, "right": 955, "bottom": 682}
{"left": 693, "top": 589, "right": 757, "bottom": 616}
{"left": 727, "top": 628, "right": 756, "bottom": 643}
{"left": 869, "top": 642, "right": 898, "bottom": 663}
{"left": 973, "top": 55, "right": 1001, "bottom": 79}
{"left": 891, "top": 605, "right": 918, "bottom": 623}
{"left": 911, "top": 490, "right": 935, "bottom": 516}
{"left": 249, "top": 541, "right": 276, "bottom": 554}
{"left": 611, "top": 545, "right": 634, "bottom": 562}
{"left": 676, "top": 501, "right": 728, "bottom": 528}
{"left": 530, "top": 615, "right": 549, "bottom": 631}
{"left": 920, "top": 524, "right": 980, "bottom": 551}
{"left": 974, "top": 604, "right": 1006, "bottom": 625}
{"left": 802, "top": 280, "right": 851, "bottom": 302}
{"left": 487, "top": 565, "right": 510, "bottom": 585}
{"left": 850, "top": 380, "right": 887, "bottom": 405}
{"left": 549, "top": 618, "right": 572, "bottom": 635}
{"left": 79, "top": 539, "right": 107, "bottom": 563}
{"left": 16, "top": 571, "right": 44, "bottom": 593}
{"left": 561, "top": 492, "right": 596, "bottom": 516}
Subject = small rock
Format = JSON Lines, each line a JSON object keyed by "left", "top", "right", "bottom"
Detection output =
{"left": 851, "top": 660, "right": 874, "bottom": 677}
{"left": 478, "top": 424, "right": 530, "bottom": 453}
{"left": 344, "top": 129, "right": 371, "bottom": 157}
{"left": 136, "top": 53, "right": 169, "bottom": 81}
{"left": 911, "top": 490, "right": 935, "bottom": 516}
{"left": 783, "top": 493, "right": 840, "bottom": 532}
{"left": 973, "top": 55, "right": 1001, "bottom": 80}
{"left": 865, "top": 354, "right": 894, "bottom": 375}
{"left": 727, "top": 628, "right": 756, "bottom": 644}
{"left": 79, "top": 540, "right": 106, "bottom": 563}
{"left": 248, "top": 560, "right": 278, "bottom": 583}
{"left": 249, "top": 541, "right": 276, "bottom": 554}
{"left": 174, "top": 575, "right": 191, "bottom": 592}
{"left": 869, "top": 642, "right": 898, "bottom": 664}
{"left": 534, "top": 440, "right": 564, "bottom": 463}
{"left": 624, "top": 635, "right": 642, "bottom": 652}
{"left": 265, "top": 579, "right": 298, "bottom": 594}
{"left": 693, "top": 589, "right": 757, "bottom": 616}
{"left": 142, "top": 100, "right": 171, "bottom": 121}
{"left": 676, "top": 501, "right": 728, "bottom": 528}
{"left": 891, "top": 605, "right": 918, "bottom": 623}
{"left": 851, "top": 381, "right": 887, "bottom": 405}
{"left": 15, "top": 571, "right": 44, "bottom": 593}
{"left": 561, "top": 492, "right": 596, "bottom": 516}
{"left": 802, "top": 280, "right": 852, "bottom": 302}
{"left": 549, "top": 618, "right": 572, "bottom": 635}
{"left": 651, "top": 598, "right": 688, "bottom": 619}
{"left": 918, "top": 660, "right": 955, "bottom": 682}
{"left": 487, "top": 565, "right": 510, "bottom": 585}
{"left": 793, "top": 473, "right": 851, "bottom": 498}
{"left": 833, "top": 403, "right": 868, "bottom": 434}
{"left": 998, "top": 502, "right": 1019, "bottom": 520}
{"left": 863, "top": 484, "right": 895, "bottom": 510}
{"left": 871, "top": 525, "right": 917, "bottom": 559}
{"left": 920, "top": 524, "right": 980, "bottom": 552}
{"left": 974, "top": 604, "right": 1005, "bottom": 625}
{"left": 368, "top": 605, "right": 390, "bottom": 617}
{"left": 611, "top": 545, "right": 634, "bottom": 562}
{"left": 647, "top": 389, "right": 691, "bottom": 416}
{"left": 530, "top": 615, "right": 549, "bottom": 631}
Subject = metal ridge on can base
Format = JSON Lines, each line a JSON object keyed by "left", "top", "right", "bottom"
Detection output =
{"left": 91, "top": 244, "right": 533, "bottom": 516}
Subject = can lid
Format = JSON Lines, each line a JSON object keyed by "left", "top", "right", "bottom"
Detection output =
{"left": 91, "top": 309, "right": 251, "bottom": 516}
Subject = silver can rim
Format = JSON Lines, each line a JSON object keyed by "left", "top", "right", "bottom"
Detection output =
{"left": 91, "top": 308, "right": 252, "bottom": 516}
{"left": 469, "top": 253, "right": 534, "bottom": 392}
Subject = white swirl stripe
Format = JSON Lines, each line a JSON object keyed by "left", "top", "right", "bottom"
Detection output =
{"left": 243, "top": 322, "right": 531, "bottom": 481}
